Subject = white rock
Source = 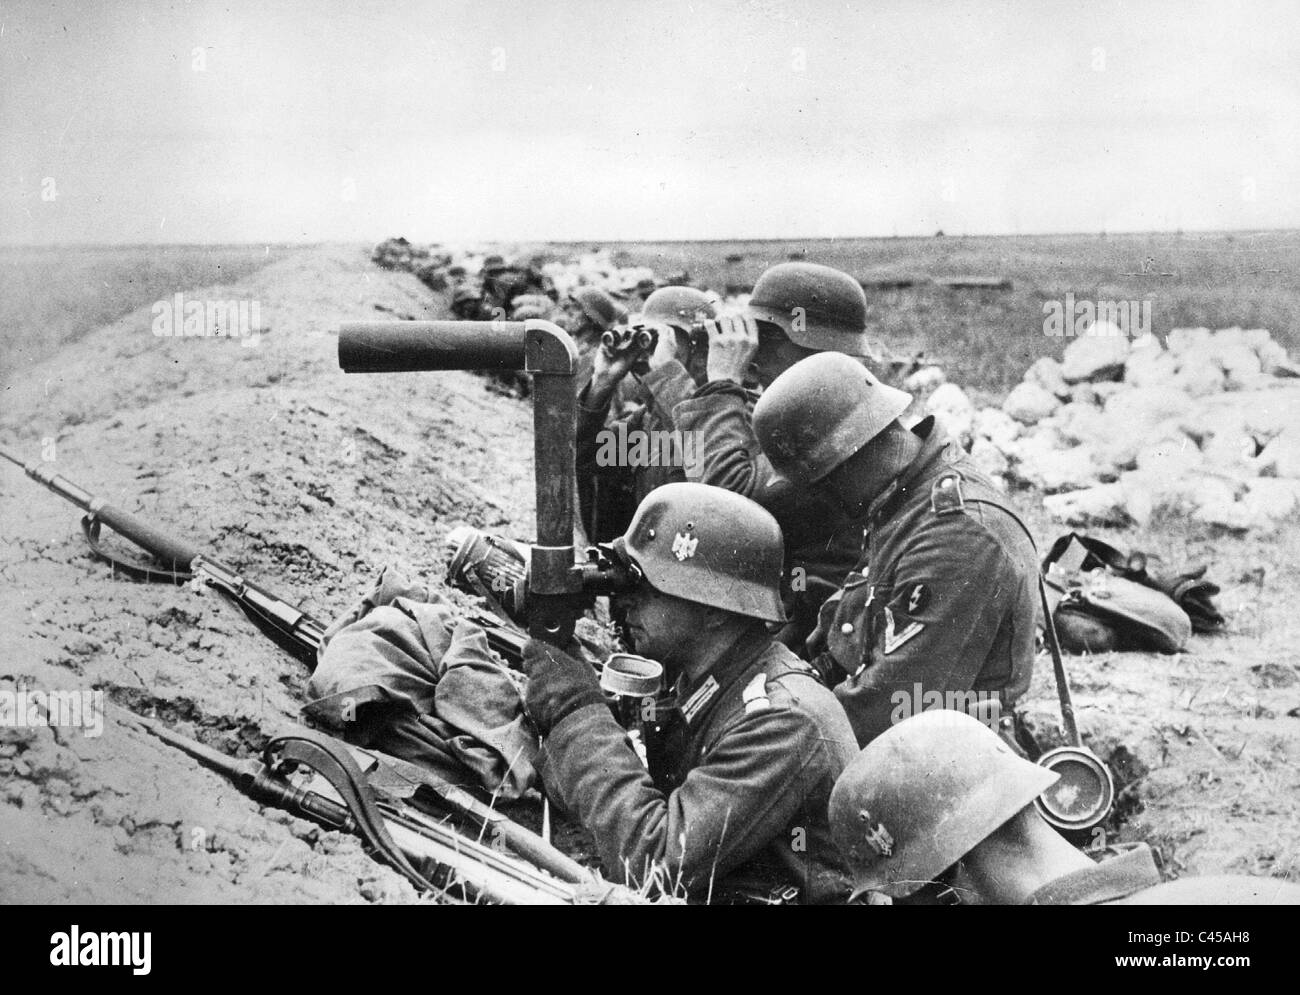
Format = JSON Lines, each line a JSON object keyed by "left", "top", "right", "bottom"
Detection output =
{"left": 1061, "top": 334, "right": 1131, "bottom": 383}
{"left": 926, "top": 382, "right": 976, "bottom": 445}
{"left": 1018, "top": 445, "right": 1102, "bottom": 492}
{"left": 1201, "top": 430, "right": 1261, "bottom": 474}
{"left": 1241, "top": 478, "right": 1300, "bottom": 522}
{"left": 1042, "top": 484, "right": 1129, "bottom": 526}
{"left": 1246, "top": 331, "right": 1292, "bottom": 375}
{"left": 1194, "top": 497, "right": 1255, "bottom": 531}
{"left": 1135, "top": 435, "right": 1203, "bottom": 478}
{"left": 1123, "top": 471, "right": 1241, "bottom": 525}
{"left": 970, "top": 437, "right": 1010, "bottom": 479}
{"left": 1023, "top": 357, "right": 1071, "bottom": 399}
{"left": 1167, "top": 327, "right": 1212, "bottom": 357}
{"left": 974, "top": 405, "right": 1020, "bottom": 443}
{"left": 1256, "top": 428, "right": 1300, "bottom": 479}
{"left": 1002, "top": 382, "right": 1060, "bottom": 425}
{"left": 1208, "top": 331, "right": 1263, "bottom": 390}
{"left": 1049, "top": 402, "right": 1109, "bottom": 446}
{"left": 1068, "top": 382, "right": 1101, "bottom": 406}
{"left": 903, "top": 366, "right": 946, "bottom": 393}
{"left": 1238, "top": 385, "right": 1300, "bottom": 438}
{"left": 1124, "top": 346, "right": 1179, "bottom": 390}
{"left": 1170, "top": 355, "right": 1225, "bottom": 397}
{"left": 1104, "top": 386, "right": 1195, "bottom": 427}
{"left": 1093, "top": 415, "right": 1189, "bottom": 475}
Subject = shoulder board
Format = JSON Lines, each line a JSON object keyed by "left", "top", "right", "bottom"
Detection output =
{"left": 930, "top": 471, "right": 966, "bottom": 514}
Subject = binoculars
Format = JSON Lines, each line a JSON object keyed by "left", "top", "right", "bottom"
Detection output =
{"left": 446, "top": 526, "right": 640, "bottom": 628}
{"left": 600, "top": 325, "right": 658, "bottom": 352}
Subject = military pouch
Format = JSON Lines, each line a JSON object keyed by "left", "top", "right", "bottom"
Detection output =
{"left": 1052, "top": 571, "right": 1192, "bottom": 654}
{"left": 1045, "top": 532, "right": 1224, "bottom": 637}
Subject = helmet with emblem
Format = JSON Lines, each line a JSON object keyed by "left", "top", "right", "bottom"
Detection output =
{"left": 753, "top": 352, "right": 912, "bottom": 483}
{"left": 829, "top": 710, "right": 1059, "bottom": 899}
{"left": 747, "top": 262, "right": 874, "bottom": 354}
{"left": 619, "top": 482, "right": 786, "bottom": 623}
{"left": 640, "top": 286, "right": 719, "bottom": 333}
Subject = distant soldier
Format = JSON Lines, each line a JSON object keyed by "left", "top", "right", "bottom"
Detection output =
{"left": 576, "top": 285, "right": 718, "bottom": 541}
{"left": 523, "top": 483, "right": 859, "bottom": 903}
{"left": 671, "top": 262, "right": 881, "bottom": 649}
{"left": 830, "top": 711, "right": 1300, "bottom": 905}
{"left": 482, "top": 254, "right": 556, "bottom": 313}
{"left": 753, "top": 352, "right": 1039, "bottom": 747}
{"left": 628, "top": 276, "right": 659, "bottom": 306}
{"left": 560, "top": 286, "right": 628, "bottom": 356}
{"left": 449, "top": 283, "right": 493, "bottom": 321}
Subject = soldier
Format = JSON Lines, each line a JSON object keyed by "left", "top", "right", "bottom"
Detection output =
{"left": 449, "top": 283, "right": 492, "bottom": 321}
{"left": 560, "top": 286, "right": 628, "bottom": 356}
{"left": 672, "top": 263, "right": 882, "bottom": 648}
{"left": 522, "top": 483, "right": 859, "bottom": 904}
{"left": 576, "top": 285, "right": 718, "bottom": 541}
{"left": 753, "top": 352, "right": 1039, "bottom": 747}
{"left": 830, "top": 711, "right": 1300, "bottom": 904}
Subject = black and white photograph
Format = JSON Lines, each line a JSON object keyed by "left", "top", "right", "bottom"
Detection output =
{"left": 1, "top": 0, "right": 1297, "bottom": 947}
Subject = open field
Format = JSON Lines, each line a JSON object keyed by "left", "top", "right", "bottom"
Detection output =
{"left": 549, "top": 231, "right": 1300, "bottom": 397}
{"left": 0, "top": 244, "right": 303, "bottom": 374}
{"left": 0, "top": 237, "right": 1296, "bottom": 902}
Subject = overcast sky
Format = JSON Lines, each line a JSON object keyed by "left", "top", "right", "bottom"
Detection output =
{"left": 1, "top": 0, "right": 1296, "bottom": 244}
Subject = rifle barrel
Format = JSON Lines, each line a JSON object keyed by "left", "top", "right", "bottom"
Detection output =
{"left": 123, "top": 708, "right": 575, "bottom": 904}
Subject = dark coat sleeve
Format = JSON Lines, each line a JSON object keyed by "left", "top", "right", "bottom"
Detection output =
{"left": 832, "top": 515, "right": 1028, "bottom": 745}
{"left": 536, "top": 700, "right": 830, "bottom": 894}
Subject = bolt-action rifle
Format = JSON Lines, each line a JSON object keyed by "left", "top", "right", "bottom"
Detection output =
{"left": 121, "top": 708, "right": 641, "bottom": 904}
{"left": 0, "top": 445, "right": 526, "bottom": 668}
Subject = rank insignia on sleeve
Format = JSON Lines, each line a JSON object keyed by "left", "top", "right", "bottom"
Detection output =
{"left": 882, "top": 606, "right": 925, "bottom": 655}
{"left": 904, "top": 582, "right": 929, "bottom": 614}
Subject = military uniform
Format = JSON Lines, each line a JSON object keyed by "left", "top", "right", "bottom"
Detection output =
{"left": 575, "top": 359, "right": 696, "bottom": 542}
{"left": 672, "top": 379, "right": 863, "bottom": 640}
{"left": 816, "top": 416, "right": 1039, "bottom": 746}
{"left": 535, "top": 637, "right": 859, "bottom": 904}
{"left": 1028, "top": 844, "right": 1300, "bottom": 904}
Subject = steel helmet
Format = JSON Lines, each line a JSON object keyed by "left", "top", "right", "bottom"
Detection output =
{"left": 829, "top": 710, "right": 1060, "bottom": 900}
{"left": 571, "top": 287, "right": 629, "bottom": 332}
{"left": 641, "top": 286, "right": 719, "bottom": 331}
{"left": 747, "top": 262, "right": 873, "bottom": 354}
{"left": 451, "top": 284, "right": 483, "bottom": 305}
{"left": 620, "top": 483, "right": 787, "bottom": 623}
{"left": 753, "top": 352, "right": 912, "bottom": 483}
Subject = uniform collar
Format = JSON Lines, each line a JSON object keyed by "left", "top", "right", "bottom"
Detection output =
{"left": 863, "top": 417, "right": 948, "bottom": 524}
{"left": 677, "top": 629, "right": 771, "bottom": 728}
{"left": 1024, "top": 844, "right": 1163, "bottom": 905}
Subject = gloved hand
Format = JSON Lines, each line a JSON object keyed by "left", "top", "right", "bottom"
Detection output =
{"left": 523, "top": 638, "right": 607, "bottom": 735}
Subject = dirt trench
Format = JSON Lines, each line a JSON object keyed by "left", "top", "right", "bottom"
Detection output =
{"left": 0, "top": 245, "right": 538, "bottom": 903}
{"left": 1, "top": 244, "right": 1296, "bottom": 903}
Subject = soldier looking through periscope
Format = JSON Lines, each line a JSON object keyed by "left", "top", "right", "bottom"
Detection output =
{"left": 522, "top": 483, "right": 859, "bottom": 904}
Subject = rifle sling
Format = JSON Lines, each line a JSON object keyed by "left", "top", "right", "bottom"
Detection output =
{"left": 266, "top": 729, "right": 440, "bottom": 894}
{"left": 82, "top": 514, "right": 193, "bottom": 584}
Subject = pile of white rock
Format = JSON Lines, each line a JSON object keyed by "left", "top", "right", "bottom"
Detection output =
{"left": 912, "top": 323, "right": 1300, "bottom": 532}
